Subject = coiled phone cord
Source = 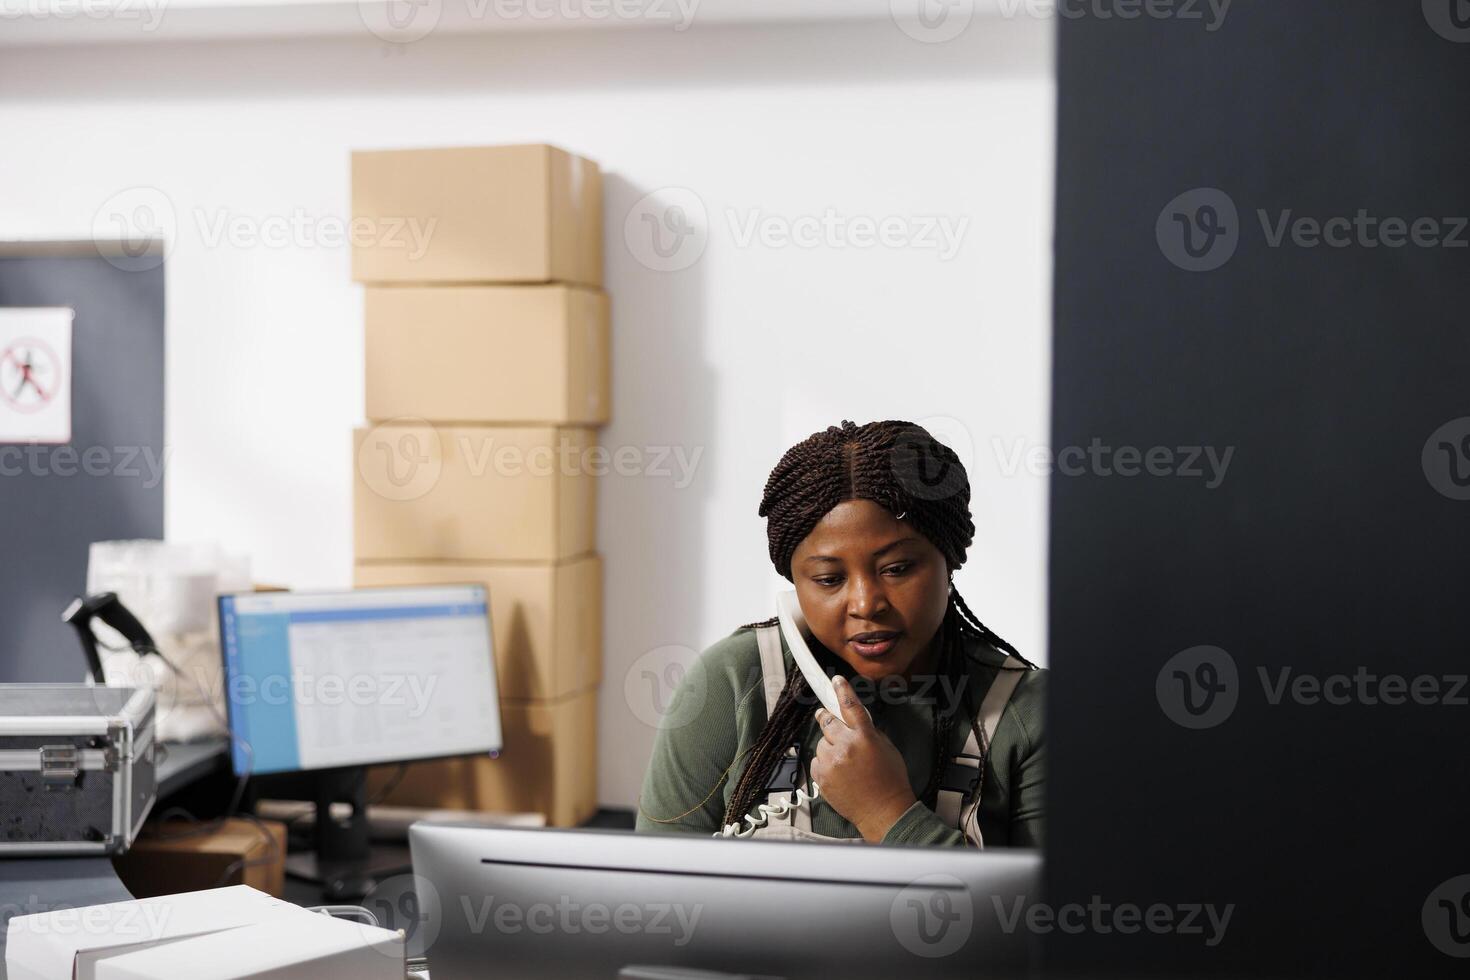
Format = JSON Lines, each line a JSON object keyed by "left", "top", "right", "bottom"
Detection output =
{"left": 716, "top": 781, "right": 821, "bottom": 839}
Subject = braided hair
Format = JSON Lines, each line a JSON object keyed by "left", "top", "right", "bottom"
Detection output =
{"left": 722, "top": 420, "right": 1033, "bottom": 833}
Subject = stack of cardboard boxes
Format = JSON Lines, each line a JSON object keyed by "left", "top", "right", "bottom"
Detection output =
{"left": 349, "top": 145, "right": 607, "bottom": 827}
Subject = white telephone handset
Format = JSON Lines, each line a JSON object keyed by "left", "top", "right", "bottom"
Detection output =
{"left": 717, "top": 591, "right": 853, "bottom": 838}
{"left": 775, "top": 590, "right": 843, "bottom": 717}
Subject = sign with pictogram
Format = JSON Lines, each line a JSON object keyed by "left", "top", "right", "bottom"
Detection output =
{"left": 0, "top": 308, "right": 73, "bottom": 444}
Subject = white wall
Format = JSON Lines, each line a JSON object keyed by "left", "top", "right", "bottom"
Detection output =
{"left": 0, "top": 17, "right": 1055, "bottom": 808}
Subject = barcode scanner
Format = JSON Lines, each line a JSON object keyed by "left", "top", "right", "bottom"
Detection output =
{"left": 62, "top": 592, "right": 164, "bottom": 685}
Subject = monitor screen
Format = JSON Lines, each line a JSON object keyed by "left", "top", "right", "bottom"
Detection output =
{"left": 218, "top": 585, "right": 502, "bottom": 776}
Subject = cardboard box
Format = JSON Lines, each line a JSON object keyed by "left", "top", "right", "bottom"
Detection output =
{"left": 351, "top": 144, "right": 602, "bottom": 287}
{"left": 354, "top": 555, "right": 602, "bottom": 701}
{"left": 353, "top": 424, "right": 597, "bottom": 562}
{"left": 367, "top": 688, "right": 597, "bottom": 828}
{"left": 112, "top": 818, "right": 288, "bottom": 899}
{"left": 365, "top": 284, "right": 609, "bottom": 425}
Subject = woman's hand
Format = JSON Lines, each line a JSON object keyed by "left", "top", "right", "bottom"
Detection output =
{"left": 811, "top": 675, "right": 918, "bottom": 843}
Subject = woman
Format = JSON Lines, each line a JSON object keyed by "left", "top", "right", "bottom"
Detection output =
{"left": 636, "top": 420, "right": 1046, "bottom": 847}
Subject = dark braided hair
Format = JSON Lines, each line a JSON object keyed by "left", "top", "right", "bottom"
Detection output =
{"left": 722, "top": 420, "right": 1034, "bottom": 834}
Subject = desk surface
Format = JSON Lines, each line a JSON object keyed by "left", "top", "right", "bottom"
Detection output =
{"left": 158, "top": 736, "right": 230, "bottom": 797}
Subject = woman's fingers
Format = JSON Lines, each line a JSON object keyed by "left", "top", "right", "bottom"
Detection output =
{"left": 832, "top": 676, "right": 874, "bottom": 730}
{"left": 812, "top": 736, "right": 837, "bottom": 775}
{"left": 815, "top": 707, "right": 843, "bottom": 744}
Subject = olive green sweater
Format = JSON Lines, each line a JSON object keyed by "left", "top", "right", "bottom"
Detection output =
{"left": 635, "top": 625, "right": 1046, "bottom": 847}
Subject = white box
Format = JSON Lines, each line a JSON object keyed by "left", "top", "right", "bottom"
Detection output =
{"left": 95, "top": 914, "right": 404, "bottom": 980}
{"left": 4, "top": 885, "right": 403, "bottom": 980}
{"left": 6, "top": 885, "right": 293, "bottom": 980}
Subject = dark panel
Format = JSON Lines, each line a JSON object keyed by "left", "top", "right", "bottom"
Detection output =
{"left": 0, "top": 254, "right": 165, "bottom": 683}
{"left": 1048, "top": 1, "right": 1470, "bottom": 977}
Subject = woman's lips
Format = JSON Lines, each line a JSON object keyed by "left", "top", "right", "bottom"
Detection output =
{"left": 848, "top": 631, "right": 902, "bottom": 658}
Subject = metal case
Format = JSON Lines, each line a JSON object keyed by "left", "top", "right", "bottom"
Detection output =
{"left": 0, "top": 684, "right": 157, "bottom": 855}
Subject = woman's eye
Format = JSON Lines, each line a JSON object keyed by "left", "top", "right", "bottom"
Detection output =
{"left": 813, "top": 575, "right": 843, "bottom": 587}
{"left": 882, "top": 562, "right": 914, "bottom": 577}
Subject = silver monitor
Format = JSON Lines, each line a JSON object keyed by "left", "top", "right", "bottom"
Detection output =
{"left": 408, "top": 823, "right": 1040, "bottom": 980}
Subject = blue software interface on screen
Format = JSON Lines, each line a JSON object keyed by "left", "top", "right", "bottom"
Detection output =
{"left": 218, "top": 585, "right": 501, "bottom": 775}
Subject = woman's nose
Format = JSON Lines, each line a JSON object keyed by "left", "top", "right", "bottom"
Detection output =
{"left": 847, "top": 576, "right": 890, "bottom": 620}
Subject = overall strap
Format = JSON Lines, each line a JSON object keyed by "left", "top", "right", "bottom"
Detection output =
{"left": 754, "top": 624, "right": 813, "bottom": 833}
{"left": 935, "top": 655, "right": 1028, "bottom": 847}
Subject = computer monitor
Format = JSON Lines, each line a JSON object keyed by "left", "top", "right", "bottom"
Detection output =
{"left": 218, "top": 585, "right": 502, "bottom": 776}
{"left": 218, "top": 585, "right": 502, "bottom": 896}
{"left": 408, "top": 824, "right": 1040, "bottom": 980}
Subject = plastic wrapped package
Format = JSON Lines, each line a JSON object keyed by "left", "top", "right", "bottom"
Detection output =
{"left": 85, "top": 541, "right": 251, "bottom": 742}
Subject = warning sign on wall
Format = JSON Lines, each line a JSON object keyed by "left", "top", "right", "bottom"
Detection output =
{"left": 0, "top": 308, "right": 74, "bottom": 445}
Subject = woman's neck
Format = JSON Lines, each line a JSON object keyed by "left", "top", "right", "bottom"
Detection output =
{"left": 904, "top": 630, "right": 944, "bottom": 681}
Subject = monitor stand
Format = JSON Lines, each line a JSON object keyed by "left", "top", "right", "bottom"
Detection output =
{"left": 281, "top": 767, "right": 412, "bottom": 902}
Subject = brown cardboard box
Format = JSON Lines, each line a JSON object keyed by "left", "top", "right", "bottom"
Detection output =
{"left": 112, "top": 818, "right": 287, "bottom": 898}
{"left": 354, "top": 424, "right": 596, "bottom": 562}
{"left": 365, "top": 284, "right": 609, "bottom": 426}
{"left": 351, "top": 144, "right": 602, "bottom": 287}
{"left": 367, "top": 689, "right": 597, "bottom": 828}
{"left": 353, "top": 555, "right": 602, "bottom": 701}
